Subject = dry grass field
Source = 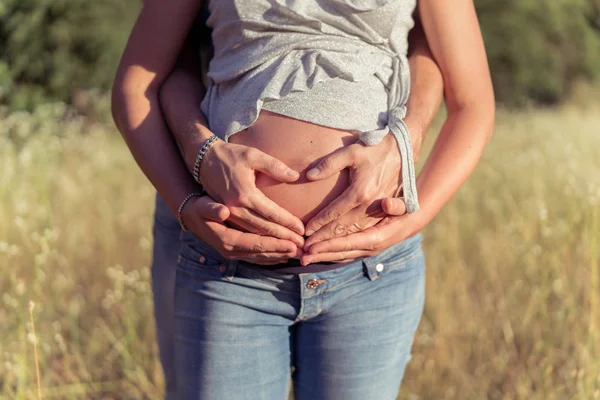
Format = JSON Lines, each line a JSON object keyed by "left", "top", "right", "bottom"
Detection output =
{"left": 1, "top": 100, "right": 599, "bottom": 399}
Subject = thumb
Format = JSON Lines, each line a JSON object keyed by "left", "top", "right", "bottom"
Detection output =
{"left": 306, "top": 147, "right": 353, "bottom": 181}
{"left": 196, "top": 196, "right": 230, "bottom": 222}
{"left": 381, "top": 197, "right": 407, "bottom": 216}
{"left": 249, "top": 151, "right": 300, "bottom": 183}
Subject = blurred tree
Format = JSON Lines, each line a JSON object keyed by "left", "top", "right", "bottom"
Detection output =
{"left": 0, "top": 0, "right": 599, "bottom": 110}
{"left": 0, "top": 0, "right": 139, "bottom": 111}
{"left": 476, "top": 0, "right": 600, "bottom": 106}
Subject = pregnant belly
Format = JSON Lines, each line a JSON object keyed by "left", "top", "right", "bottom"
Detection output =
{"left": 229, "top": 110, "right": 357, "bottom": 225}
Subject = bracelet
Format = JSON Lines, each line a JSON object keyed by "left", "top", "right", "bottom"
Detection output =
{"left": 192, "top": 135, "right": 220, "bottom": 184}
{"left": 177, "top": 192, "right": 205, "bottom": 231}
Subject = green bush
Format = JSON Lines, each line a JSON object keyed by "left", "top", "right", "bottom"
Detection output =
{"left": 0, "top": 0, "right": 599, "bottom": 109}
{"left": 476, "top": 0, "right": 600, "bottom": 106}
{"left": 0, "top": 0, "right": 139, "bottom": 111}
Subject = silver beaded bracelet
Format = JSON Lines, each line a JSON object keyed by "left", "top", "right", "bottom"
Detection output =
{"left": 192, "top": 135, "right": 220, "bottom": 184}
{"left": 177, "top": 192, "right": 205, "bottom": 231}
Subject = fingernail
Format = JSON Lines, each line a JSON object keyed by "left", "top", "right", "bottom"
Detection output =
{"left": 307, "top": 168, "right": 319, "bottom": 179}
{"left": 287, "top": 169, "right": 298, "bottom": 178}
{"left": 305, "top": 229, "right": 314, "bottom": 237}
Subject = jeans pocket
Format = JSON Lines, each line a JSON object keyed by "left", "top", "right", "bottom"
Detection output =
{"left": 177, "top": 241, "right": 227, "bottom": 277}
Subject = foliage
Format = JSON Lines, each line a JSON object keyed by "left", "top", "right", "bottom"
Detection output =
{"left": 0, "top": 0, "right": 599, "bottom": 109}
{"left": 476, "top": 0, "right": 600, "bottom": 106}
{"left": 0, "top": 0, "right": 139, "bottom": 111}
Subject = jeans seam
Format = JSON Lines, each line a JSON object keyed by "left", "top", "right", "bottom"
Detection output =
{"left": 322, "top": 271, "right": 364, "bottom": 293}
{"left": 176, "top": 258, "right": 225, "bottom": 277}
{"left": 376, "top": 248, "right": 423, "bottom": 274}
{"left": 235, "top": 266, "right": 299, "bottom": 290}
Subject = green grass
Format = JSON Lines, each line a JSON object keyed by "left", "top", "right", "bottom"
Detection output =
{"left": 0, "top": 101, "right": 599, "bottom": 399}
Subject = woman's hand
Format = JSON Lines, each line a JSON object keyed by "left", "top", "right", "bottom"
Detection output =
{"left": 305, "top": 0, "right": 496, "bottom": 263}
{"left": 199, "top": 141, "right": 306, "bottom": 247}
{"left": 302, "top": 116, "right": 426, "bottom": 248}
{"left": 182, "top": 195, "right": 301, "bottom": 265}
{"left": 300, "top": 198, "right": 421, "bottom": 265}
{"left": 303, "top": 133, "right": 403, "bottom": 237}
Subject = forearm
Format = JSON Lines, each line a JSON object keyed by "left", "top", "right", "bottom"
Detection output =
{"left": 112, "top": 86, "right": 201, "bottom": 215}
{"left": 404, "top": 20, "right": 444, "bottom": 159}
{"left": 159, "top": 67, "right": 214, "bottom": 172}
{"left": 412, "top": 103, "right": 494, "bottom": 230}
{"left": 110, "top": 0, "right": 207, "bottom": 215}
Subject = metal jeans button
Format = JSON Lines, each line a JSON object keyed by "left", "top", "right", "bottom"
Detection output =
{"left": 306, "top": 279, "right": 324, "bottom": 290}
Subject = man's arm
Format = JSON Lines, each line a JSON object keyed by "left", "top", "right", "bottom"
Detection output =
{"left": 112, "top": 1, "right": 301, "bottom": 263}
{"left": 158, "top": 21, "right": 210, "bottom": 169}
{"left": 158, "top": 23, "right": 308, "bottom": 248}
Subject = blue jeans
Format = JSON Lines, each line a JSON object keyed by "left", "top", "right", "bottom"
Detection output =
{"left": 151, "top": 194, "right": 182, "bottom": 399}
{"left": 174, "top": 227, "right": 426, "bottom": 399}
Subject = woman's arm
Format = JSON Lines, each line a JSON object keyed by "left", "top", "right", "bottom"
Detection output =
{"left": 302, "top": 15, "right": 445, "bottom": 238}
{"left": 302, "top": 17, "right": 444, "bottom": 248}
{"left": 409, "top": 0, "right": 495, "bottom": 223}
{"left": 302, "top": 0, "right": 495, "bottom": 263}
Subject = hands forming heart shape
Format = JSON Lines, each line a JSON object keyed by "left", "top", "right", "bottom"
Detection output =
{"left": 182, "top": 127, "right": 425, "bottom": 266}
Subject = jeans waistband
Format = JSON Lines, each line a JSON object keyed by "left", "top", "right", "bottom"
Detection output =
{"left": 180, "top": 229, "right": 422, "bottom": 279}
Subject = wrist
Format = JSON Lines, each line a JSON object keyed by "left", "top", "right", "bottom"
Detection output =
{"left": 402, "top": 117, "right": 424, "bottom": 159}
{"left": 381, "top": 133, "right": 402, "bottom": 160}
{"left": 183, "top": 124, "right": 218, "bottom": 171}
{"left": 407, "top": 199, "right": 437, "bottom": 234}
{"left": 177, "top": 192, "right": 205, "bottom": 231}
{"left": 192, "top": 135, "right": 220, "bottom": 184}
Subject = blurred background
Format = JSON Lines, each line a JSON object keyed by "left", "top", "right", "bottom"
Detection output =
{"left": 1, "top": 0, "right": 599, "bottom": 399}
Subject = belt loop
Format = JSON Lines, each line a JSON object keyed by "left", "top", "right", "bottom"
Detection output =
{"left": 225, "top": 260, "right": 238, "bottom": 281}
{"left": 363, "top": 257, "right": 380, "bottom": 281}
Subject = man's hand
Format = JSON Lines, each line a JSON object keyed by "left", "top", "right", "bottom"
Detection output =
{"left": 182, "top": 196, "right": 302, "bottom": 265}
{"left": 200, "top": 140, "right": 306, "bottom": 247}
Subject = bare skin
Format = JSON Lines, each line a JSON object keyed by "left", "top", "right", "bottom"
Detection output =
{"left": 301, "top": 0, "right": 495, "bottom": 264}
{"left": 228, "top": 111, "right": 357, "bottom": 225}
{"left": 112, "top": 0, "right": 469, "bottom": 266}
{"left": 156, "top": 12, "right": 443, "bottom": 264}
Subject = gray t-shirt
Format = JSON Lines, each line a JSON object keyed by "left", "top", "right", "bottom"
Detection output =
{"left": 201, "top": 0, "right": 419, "bottom": 212}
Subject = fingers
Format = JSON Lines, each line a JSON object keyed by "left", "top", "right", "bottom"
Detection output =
{"left": 249, "top": 150, "right": 300, "bottom": 183}
{"left": 235, "top": 250, "right": 302, "bottom": 265}
{"left": 194, "top": 209, "right": 300, "bottom": 264}
{"left": 247, "top": 192, "right": 305, "bottom": 235}
{"left": 223, "top": 229, "right": 299, "bottom": 254}
{"left": 306, "top": 228, "right": 386, "bottom": 256}
{"left": 306, "top": 146, "right": 355, "bottom": 181}
{"left": 304, "top": 187, "right": 364, "bottom": 236}
{"left": 237, "top": 258, "right": 289, "bottom": 265}
{"left": 301, "top": 250, "right": 372, "bottom": 265}
{"left": 228, "top": 206, "right": 305, "bottom": 247}
{"left": 381, "top": 197, "right": 407, "bottom": 216}
{"left": 225, "top": 231, "right": 301, "bottom": 264}
{"left": 195, "top": 196, "right": 230, "bottom": 222}
{"left": 304, "top": 203, "right": 386, "bottom": 249}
